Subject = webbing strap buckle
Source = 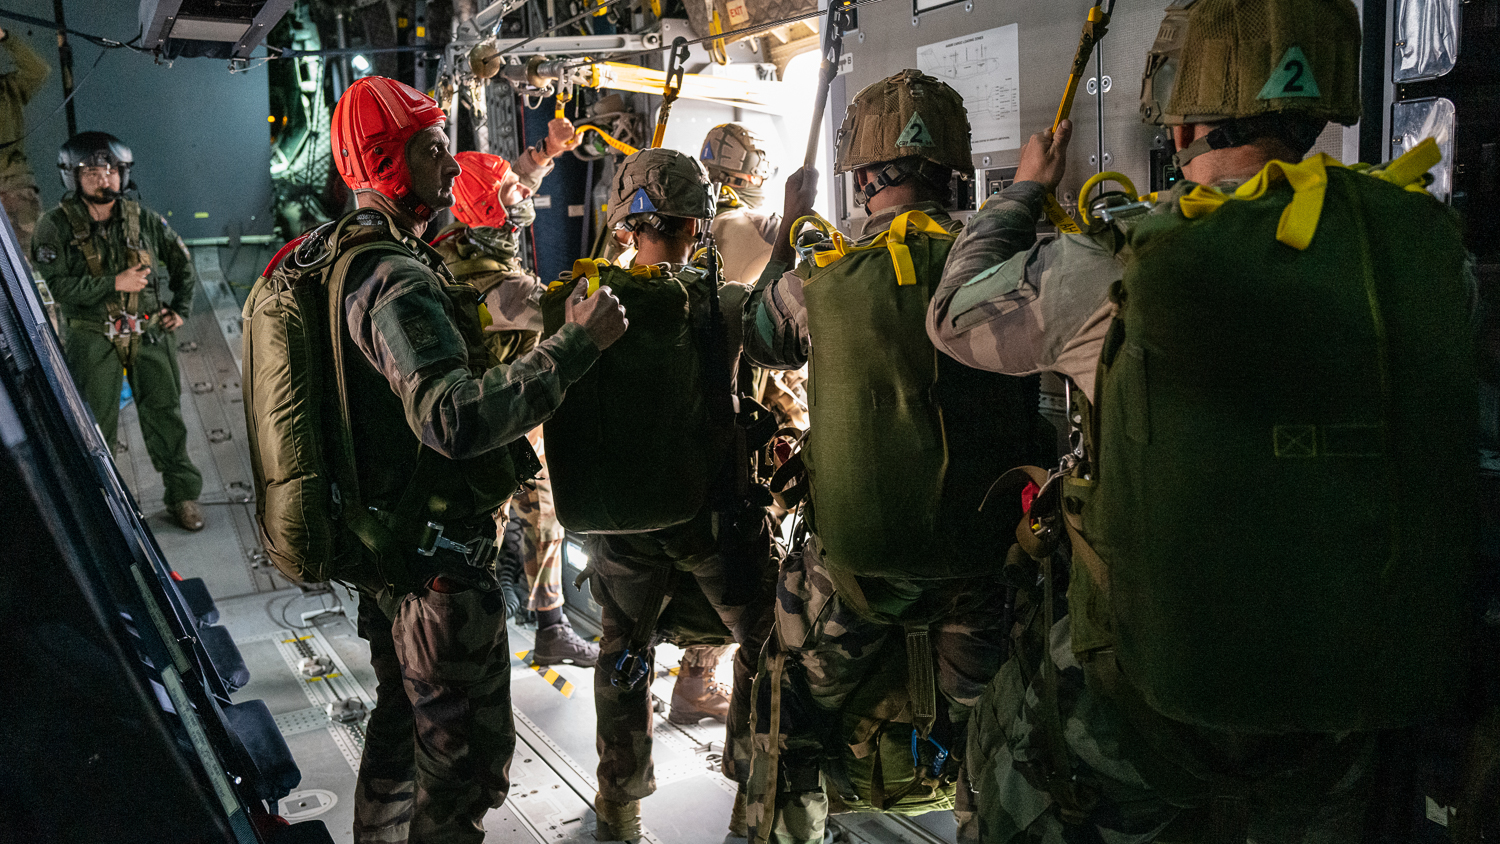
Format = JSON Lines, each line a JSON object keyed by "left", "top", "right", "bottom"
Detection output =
{"left": 611, "top": 649, "right": 650, "bottom": 691}
{"left": 416, "top": 520, "right": 497, "bottom": 570}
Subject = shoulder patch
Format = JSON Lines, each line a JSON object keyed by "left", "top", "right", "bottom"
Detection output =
{"left": 355, "top": 209, "right": 386, "bottom": 227}
{"left": 1258, "top": 46, "right": 1321, "bottom": 100}
{"left": 897, "top": 112, "right": 935, "bottom": 148}
{"left": 34, "top": 246, "right": 56, "bottom": 264}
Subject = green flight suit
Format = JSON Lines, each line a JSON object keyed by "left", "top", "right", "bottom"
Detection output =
{"left": 32, "top": 196, "right": 203, "bottom": 507}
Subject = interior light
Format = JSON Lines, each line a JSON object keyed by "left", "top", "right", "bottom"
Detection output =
{"left": 351, "top": 54, "right": 370, "bottom": 72}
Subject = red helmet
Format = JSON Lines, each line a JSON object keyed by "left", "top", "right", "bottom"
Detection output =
{"left": 451, "top": 152, "right": 513, "bottom": 229}
{"left": 331, "top": 76, "right": 447, "bottom": 218}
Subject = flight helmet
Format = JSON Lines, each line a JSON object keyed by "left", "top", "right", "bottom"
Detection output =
{"left": 58, "top": 131, "right": 133, "bottom": 193}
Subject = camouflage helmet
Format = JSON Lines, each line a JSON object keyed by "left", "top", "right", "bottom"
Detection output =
{"left": 1140, "top": 0, "right": 1361, "bottom": 129}
{"left": 834, "top": 69, "right": 972, "bottom": 175}
{"left": 606, "top": 148, "right": 715, "bottom": 231}
{"left": 699, "top": 123, "right": 776, "bottom": 188}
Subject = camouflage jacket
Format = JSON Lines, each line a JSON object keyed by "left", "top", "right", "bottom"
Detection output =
{"left": 430, "top": 222, "right": 543, "bottom": 335}
{"left": 0, "top": 34, "right": 49, "bottom": 191}
{"left": 33, "top": 196, "right": 197, "bottom": 325}
{"left": 743, "top": 201, "right": 959, "bottom": 370}
{"left": 710, "top": 199, "right": 778, "bottom": 286}
{"left": 339, "top": 210, "right": 599, "bottom": 479}
{"left": 926, "top": 180, "right": 1201, "bottom": 399}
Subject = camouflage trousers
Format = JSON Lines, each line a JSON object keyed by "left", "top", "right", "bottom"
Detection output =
{"left": 967, "top": 616, "right": 1378, "bottom": 844}
{"left": 1, "top": 184, "right": 40, "bottom": 257}
{"left": 353, "top": 585, "right": 516, "bottom": 844}
{"left": 504, "top": 474, "right": 564, "bottom": 612}
{"left": 588, "top": 507, "right": 777, "bottom": 803}
{"left": 747, "top": 536, "right": 1008, "bottom": 844}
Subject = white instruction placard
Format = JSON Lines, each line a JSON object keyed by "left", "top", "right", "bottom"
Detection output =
{"left": 917, "top": 24, "right": 1022, "bottom": 154}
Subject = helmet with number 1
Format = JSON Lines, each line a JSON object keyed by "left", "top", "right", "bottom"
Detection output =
{"left": 451, "top": 152, "right": 513, "bottom": 229}
{"left": 834, "top": 69, "right": 972, "bottom": 206}
{"left": 606, "top": 148, "right": 715, "bottom": 232}
{"left": 1139, "top": 0, "right": 1360, "bottom": 162}
{"left": 699, "top": 123, "right": 776, "bottom": 188}
{"left": 331, "top": 76, "right": 448, "bottom": 219}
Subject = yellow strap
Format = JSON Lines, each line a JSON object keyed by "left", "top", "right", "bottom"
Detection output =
{"left": 478, "top": 303, "right": 493, "bottom": 330}
{"left": 549, "top": 257, "right": 664, "bottom": 294}
{"left": 1368, "top": 137, "right": 1443, "bottom": 191}
{"left": 708, "top": 10, "right": 728, "bottom": 65}
{"left": 806, "top": 210, "right": 951, "bottom": 286}
{"left": 574, "top": 125, "right": 638, "bottom": 156}
{"left": 575, "top": 258, "right": 603, "bottom": 296}
{"left": 1178, "top": 139, "right": 1443, "bottom": 251}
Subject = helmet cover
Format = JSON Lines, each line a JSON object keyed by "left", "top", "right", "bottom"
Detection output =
{"left": 1140, "top": 0, "right": 1361, "bottom": 127}
{"left": 606, "top": 148, "right": 715, "bottom": 231}
{"left": 834, "top": 69, "right": 973, "bottom": 175}
{"left": 699, "top": 123, "right": 776, "bottom": 188}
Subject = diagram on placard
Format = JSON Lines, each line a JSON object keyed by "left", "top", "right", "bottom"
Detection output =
{"left": 917, "top": 24, "right": 1022, "bottom": 154}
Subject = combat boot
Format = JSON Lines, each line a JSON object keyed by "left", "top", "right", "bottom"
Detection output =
{"left": 669, "top": 662, "right": 731, "bottom": 724}
{"left": 534, "top": 616, "right": 600, "bottom": 666}
{"left": 594, "top": 795, "right": 642, "bottom": 842}
{"left": 172, "top": 500, "right": 205, "bottom": 531}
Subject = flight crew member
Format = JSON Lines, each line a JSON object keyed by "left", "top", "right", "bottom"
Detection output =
{"left": 663, "top": 122, "right": 789, "bottom": 729}
{"left": 928, "top": 1, "right": 1477, "bottom": 840}
{"left": 0, "top": 25, "right": 49, "bottom": 256}
{"left": 571, "top": 148, "right": 775, "bottom": 841}
{"left": 316, "top": 77, "right": 625, "bottom": 844}
{"left": 33, "top": 132, "right": 206, "bottom": 531}
{"left": 744, "top": 70, "right": 1037, "bottom": 843}
{"left": 432, "top": 132, "right": 600, "bottom": 669}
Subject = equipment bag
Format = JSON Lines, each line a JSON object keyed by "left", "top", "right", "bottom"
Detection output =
{"left": 1086, "top": 142, "right": 1478, "bottom": 733}
{"left": 244, "top": 210, "right": 533, "bottom": 590}
{"left": 539, "top": 258, "right": 733, "bottom": 532}
{"left": 797, "top": 211, "right": 1041, "bottom": 585}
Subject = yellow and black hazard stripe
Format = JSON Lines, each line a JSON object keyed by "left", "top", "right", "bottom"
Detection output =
{"left": 514, "top": 650, "right": 577, "bottom": 698}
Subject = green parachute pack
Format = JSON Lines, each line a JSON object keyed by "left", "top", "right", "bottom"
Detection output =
{"left": 791, "top": 211, "right": 1043, "bottom": 606}
{"left": 539, "top": 258, "right": 734, "bottom": 533}
{"left": 243, "top": 209, "right": 529, "bottom": 591}
{"left": 1072, "top": 141, "right": 1478, "bottom": 734}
